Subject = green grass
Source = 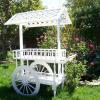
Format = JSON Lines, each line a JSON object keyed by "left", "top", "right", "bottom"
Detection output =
{"left": 0, "top": 63, "right": 100, "bottom": 100}
{"left": 53, "top": 86, "right": 100, "bottom": 100}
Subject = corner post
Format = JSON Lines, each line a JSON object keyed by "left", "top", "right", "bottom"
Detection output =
{"left": 57, "top": 19, "right": 62, "bottom": 74}
{"left": 57, "top": 19, "right": 61, "bottom": 50}
{"left": 19, "top": 24, "right": 24, "bottom": 65}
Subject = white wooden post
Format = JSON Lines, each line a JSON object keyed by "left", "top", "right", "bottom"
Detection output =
{"left": 61, "top": 63, "right": 64, "bottom": 89}
{"left": 58, "top": 63, "right": 61, "bottom": 75}
{"left": 57, "top": 19, "right": 61, "bottom": 75}
{"left": 19, "top": 25, "right": 23, "bottom": 49}
{"left": 19, "top": 24, "right": 24, "bottom": 65}
{"left": 57, "top": 19, "right": 61, "bottom": 49}
{"left": 53, "top": 63, "right": 56, "bottom": 96}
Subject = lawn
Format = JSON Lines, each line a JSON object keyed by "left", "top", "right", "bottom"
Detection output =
{"left": 0, "top": 63, "right": 53, "bottom": 100}
{"left": 53, "top": 86, "right": 100, "bottom": 100}
{"left": 0, "top": 63, "right": 100, "bottom": 100}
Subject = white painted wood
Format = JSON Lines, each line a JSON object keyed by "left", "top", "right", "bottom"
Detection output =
{"left": 4, "top": 9, "right": 72, "bottom": 27}
{"left": 19, "top": 25, "right": 23, "bottom": 50}
{"left": 61, "top": 64, "right": 64, "bottom": 89}
{"left": 12, "top": 66, "right": 40, "bottom": 96}
{"left": 13, "top": 49, "right": 67, "bottom": 63}
{"left": 30, "top": 61, "right": 53, "bottom": 74}
{"left": 57, "top": 19, "right": 61, "bottom": 49}
{"left": 53, "top": 63, "right": 56, "bottom": 96}
{"left": 66, "top": 54, "right": 77, "bottom": 62}
{"left": 58, "top": 63, "right": 61, "bottom": 74}
{"left": 19, "top": 25, "right": 24, "bottom": 65}
{"left": 4, "top": 7, "right": 74, "bottom": 96}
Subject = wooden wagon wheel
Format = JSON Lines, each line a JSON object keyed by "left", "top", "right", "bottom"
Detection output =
{"left": 30, "top": 61, "right": 53, "bottom": 74}
{"left": 12, "top": 66, "right": 40, "bottom": 96}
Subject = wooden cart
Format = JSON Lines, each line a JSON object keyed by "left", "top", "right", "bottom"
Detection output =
{"left": 5, "top": 7, "right": 76, "bottom": 96}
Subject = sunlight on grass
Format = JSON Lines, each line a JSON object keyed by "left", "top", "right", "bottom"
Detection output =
{"left": 0, "top": 63, "right": 14, "bottom": 87}
{"left": 53, "top": 86, "right": 100, "bottom": 100}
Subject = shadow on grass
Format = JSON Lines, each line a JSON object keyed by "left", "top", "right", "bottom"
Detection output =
{"left": 0, "top": 63, "right": 9, "bottom": 69}
{"left": 66, "top": 83, "right": 76, "bottom": 95}
{"left": 0, "top": 85, "right": 53, "bottom": 100}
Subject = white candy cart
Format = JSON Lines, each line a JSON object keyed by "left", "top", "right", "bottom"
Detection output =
{"left": 5, "top": 7, "right": 76, "bottom": 96}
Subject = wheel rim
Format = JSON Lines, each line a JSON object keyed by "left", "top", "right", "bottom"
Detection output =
{"left": 34, "top": 64, "right": 50, "bottom": 73}
{"left": 30, "top": 61, "right": 53, "bottom": 74}
{"left": 12, "top": 66, "right": 40, "bottom": 96}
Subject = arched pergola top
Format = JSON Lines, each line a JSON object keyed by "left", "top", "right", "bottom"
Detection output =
{"left": 5, "top": 8, "right": 72, "bottom": 27}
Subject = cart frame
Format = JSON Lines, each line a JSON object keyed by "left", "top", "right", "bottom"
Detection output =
{"left": 4, "top": 7, "right": 75, "bottom": 96}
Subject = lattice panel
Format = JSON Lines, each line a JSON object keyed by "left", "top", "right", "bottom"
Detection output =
{"left": 5, "top": 8, "right": 71, "bottom": 27}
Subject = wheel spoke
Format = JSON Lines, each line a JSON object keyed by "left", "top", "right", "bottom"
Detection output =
{"left": 41, "top": 66, "right": 45, "bottom": 72}
{"left": 27, "top": 85, "right": 33, "bottom": 93}
{"left": 13, "top": 66, "right": 40, "bottom": 96}
{"left": 39, "top": 65, "right": 42, "bottom": 72}
{"left": 25, "top": 85, "right": 29, "bottom": 94}
{"left": 38, "top": 65, "right": 40, "bottom": 72}
{"left": 16, "top": 82, "right": 23, "bottom": 86}
{"left": 34, "top": 66, "right": 38, "bottom": 71}
{"left": 44, "top": 69, "right": 48, "bottom": 73}
{"left": 35, "top": 65, "right": 39, "bottom": 71}
{"left": 19, "top": 84, "right": 24, "bottom": 91}
{"left": 28, "top": 83, "right": 35, "bottom": 90}
{"left": 22, "top": 85, "right": 25, "bottom": 94}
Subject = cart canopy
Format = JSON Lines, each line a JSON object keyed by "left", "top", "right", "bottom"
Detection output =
{"left": 5, "top": 8, "right": 71, "bottom": 27}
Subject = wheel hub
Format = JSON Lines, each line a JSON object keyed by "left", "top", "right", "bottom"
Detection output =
{"left": 21, "top": 75, "right": 29, "bottom": 85}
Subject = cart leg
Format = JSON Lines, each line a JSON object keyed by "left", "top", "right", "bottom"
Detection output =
{"left": 58, "top": 63, "right": 61, "bottom": 74}
{"left": 62, "top": 80, "right": 64, "bottom": 89}
{"left": 54, "top": 87, "right": 56, "bottom": 96}
{"left": 52, "top": 85, "right": 57, "bottom": 96}
{"left": 53, "top": 63, "right": 57, "bottom": 96}
{"left": 61, "top": 64, "right": 64, "bottom": 89}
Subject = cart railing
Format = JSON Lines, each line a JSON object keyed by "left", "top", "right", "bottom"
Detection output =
{"left": 13, "top": 49, "right": 66, "bottom": 61}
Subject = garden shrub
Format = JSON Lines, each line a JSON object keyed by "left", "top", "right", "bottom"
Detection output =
{"left": 37, "top": 28, "right": 57, "bottom": 48}
{"left": 86, "top": 50, "right": 100, "bottom": 79}
{"left": 65, "top": 60, "right": 86, "bottom": 93}
{"left": 6, "top": 50, "right": 14, "bottom": 63}
{"left": 68, "top": 41, "right": 88, "bottom": 61}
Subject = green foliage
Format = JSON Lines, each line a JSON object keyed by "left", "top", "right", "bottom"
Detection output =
{"left": 0, "top": 51, "right": 7, "bottom": 61}
{"left": 0, "top": 0, "right": 44, "bottom": 61}
{"left": 37, "top": 25, "right": 73, "bottom": 49}
{"left": 68, "top": 41, "right": 88, "bottom": 60}
{"left": 63, "top": 25, "right": 88, "bottom": 85}
{"left": 0, "top": 0, "right": 43, "bottom": 51}
{"left": 0, "top": 63, "right": 14, "bottom": 87}
{"left": 24, "top": 27, "right": 46, "bottom": 48}
{"left": 6, "top": 50, "right": 13, "bottom": 63}
{"left": 37, "top": 27, "right": 57, "bottom": 48}
{"left": 65, "top": 60, "right": 86, "bottom": 92}
{"left": 65, "top": 30, "right": 88, "bottom": 61}
{"left": 67, "top": 0, "right": 100, "bottom": 45}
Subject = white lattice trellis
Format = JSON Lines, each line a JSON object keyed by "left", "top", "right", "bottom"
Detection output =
{"left": 5, "top": 8, "right": 71, "bottom": 27}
